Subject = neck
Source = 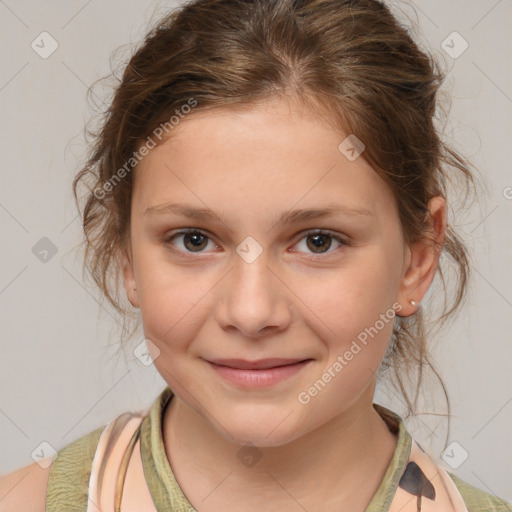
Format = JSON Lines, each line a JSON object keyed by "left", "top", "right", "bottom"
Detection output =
{"left": 162, "top": 382, "right": 397, "bottom": 509}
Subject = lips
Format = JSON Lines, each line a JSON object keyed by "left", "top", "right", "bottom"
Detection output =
{"left": 206, "top": 358, "right": 310, "bottom": 370}
{"left": 205, "top": 357, "right": 313, "bottom": 388}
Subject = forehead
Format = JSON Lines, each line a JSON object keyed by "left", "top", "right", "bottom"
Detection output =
{"left": 131, "top": 98, "right": 396, "bottom": 226}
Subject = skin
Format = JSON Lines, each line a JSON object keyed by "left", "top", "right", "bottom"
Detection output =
{"left": 122, "top": 95, "right": 446, "bottom": 511}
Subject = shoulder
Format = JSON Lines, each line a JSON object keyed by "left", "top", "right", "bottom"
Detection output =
{"left": 0, "top": 390, "right": 165, "bottom": 512}
{"left": 0, "top": 460, "right": 53, "bottom": 512}
{"left": 45, "top": 424, "right": 106, "bottom": 511}
{"left": 447, "top": 471, "right": 512, "bottom": 512}
{"left": 0, "top": 424, "right": 106, "bottom": 512}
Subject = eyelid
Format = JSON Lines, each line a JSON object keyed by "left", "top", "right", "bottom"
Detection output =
{"left": 296, "top": 228, "right": 349, "bottom": 245}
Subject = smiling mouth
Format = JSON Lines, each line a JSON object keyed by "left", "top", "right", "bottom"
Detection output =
{"left": 205, "top": 358, "right": 314, "bottom": 388}
{"left": 206, "top": 358, "right": 312, "bottom": 370}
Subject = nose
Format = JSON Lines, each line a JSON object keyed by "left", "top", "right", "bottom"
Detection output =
{"left": 215, "top": 252, "right": 292, "bottom": 339}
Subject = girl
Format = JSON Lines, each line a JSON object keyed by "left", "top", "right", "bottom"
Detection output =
{"left": 1, "top": 0, "right": 510, "bottom": 510}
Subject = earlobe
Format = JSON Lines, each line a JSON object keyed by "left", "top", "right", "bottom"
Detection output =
{"left": 396, "top": 196, "right": 447, "bottom": 317}
{"left": 121, "top": 250, "right": 140, "bottom": 309}
{"left": 396, "top": 251, "right": 423, "bottom": 317}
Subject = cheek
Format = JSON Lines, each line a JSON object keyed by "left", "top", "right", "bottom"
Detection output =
{"left": 306, "top": 288, "right": 397, "bottom": 413}
{"left": 139, "top": 283, "right": 204, "bottom": 350}
{"left": 135, "top": 250, "right": 220, "bottom": 358}
{"left": 302, "top": 250, "right": 399, "bottom": 392}
{"left": 311, "top": 253, "right": 399, "bottom": 340}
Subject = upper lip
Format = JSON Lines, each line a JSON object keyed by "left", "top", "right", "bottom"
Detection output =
{"left": 206, "top": 358, "right": 310, "bottom": 370}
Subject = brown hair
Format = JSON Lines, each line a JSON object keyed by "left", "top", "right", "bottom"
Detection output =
{"left": 73, "top": 0, "right": 478, "bottom": 446}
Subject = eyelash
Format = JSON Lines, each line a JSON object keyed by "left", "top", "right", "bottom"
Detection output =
{"left": 163, "top": 229, "right": 348, "bottom": 258}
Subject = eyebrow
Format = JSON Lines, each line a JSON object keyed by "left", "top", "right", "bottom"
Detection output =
{"left": 143, "top": 201, "right": 374, "bottom": 225}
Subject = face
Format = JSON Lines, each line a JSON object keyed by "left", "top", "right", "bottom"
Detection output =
{"left": 123, "top": 96, "right": 417, "bottom": 447}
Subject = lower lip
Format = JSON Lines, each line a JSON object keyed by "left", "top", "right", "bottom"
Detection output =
{"left": 207, "top": 360, "right": 312, "bottom": 388}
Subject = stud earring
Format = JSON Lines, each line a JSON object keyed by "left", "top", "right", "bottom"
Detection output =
{"left": 410, "top": 300, "right": 416, "bottom": 306}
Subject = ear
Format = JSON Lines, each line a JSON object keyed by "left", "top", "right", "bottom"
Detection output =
{"left": 397, "top": 196, "right": 446, "bottom": 317}
{"left": 121, "top": 246, "right": 140, "bottom": 309}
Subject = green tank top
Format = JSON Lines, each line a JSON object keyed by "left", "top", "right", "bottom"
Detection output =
{"left": 45, "top": 386, "right": 512, "bottom": 511}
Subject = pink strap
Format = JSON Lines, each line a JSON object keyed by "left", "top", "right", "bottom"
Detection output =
{"left": 87, "top": 412, "right": 156, "bottom": 512}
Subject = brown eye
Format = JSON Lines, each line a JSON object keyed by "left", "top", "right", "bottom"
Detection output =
{"left": 165, "top": 230, "right": 215, "bottom": 253}
{"left": 293, "top": 230, "right": 347, "bottom": 255}
{"left": 307, "top": 233, "right": 332, "bottom": 253}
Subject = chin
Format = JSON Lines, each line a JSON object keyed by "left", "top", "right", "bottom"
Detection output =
{"left": 214, "top": 407, "right": 307, "bottom": 448}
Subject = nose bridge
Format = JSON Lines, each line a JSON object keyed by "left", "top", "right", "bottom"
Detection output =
{"left": 216, "top": 240, "right": 289, "bottom": 336}
{"left": 230, "top": 242, "right": 277, "bottom": 305}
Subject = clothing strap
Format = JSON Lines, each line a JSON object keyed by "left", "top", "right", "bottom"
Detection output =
{"left": 87, "top": 411, "right": 157, "bottom": 512}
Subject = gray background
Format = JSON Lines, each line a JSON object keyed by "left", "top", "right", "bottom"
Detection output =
{"left": 1, "top": 0, "right": 511, "bottom": 503}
